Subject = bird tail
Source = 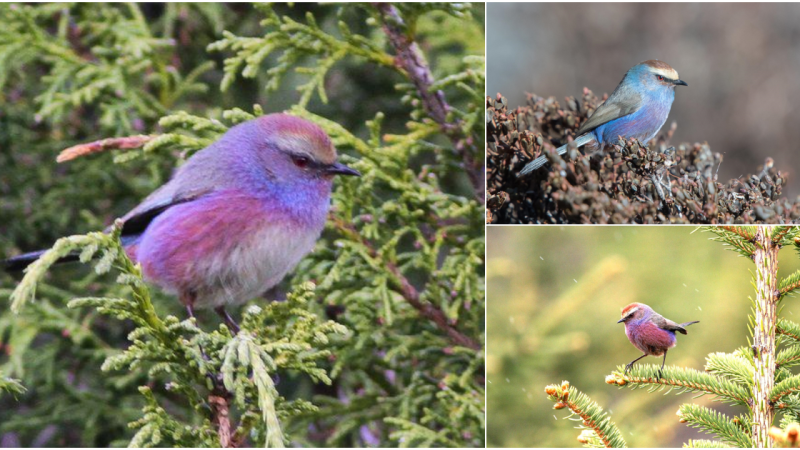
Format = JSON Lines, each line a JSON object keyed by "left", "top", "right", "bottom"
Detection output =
{"left": 2, "top": 250, "right": 79, "bottom": 272}
{"left": 676, "top": 320, "right": 700, "bottom": 334}
{"left": 518, "top": 133, "right": 596, "bottom": 177}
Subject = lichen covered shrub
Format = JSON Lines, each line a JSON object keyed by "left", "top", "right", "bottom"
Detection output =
{"left": 487, "top": 92, "right": 800, "bottom": 224}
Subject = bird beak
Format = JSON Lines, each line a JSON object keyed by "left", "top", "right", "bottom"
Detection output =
{"left": 617, "top": 318, "right": 625, "bottom": 323}
{"left": 324, "top": 162, "right": 361, "bottom": 177}
{"left": 673, "top": 79, "right": 688, "bottom": 87}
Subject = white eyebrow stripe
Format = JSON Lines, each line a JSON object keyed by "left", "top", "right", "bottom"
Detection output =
{"left": 650, "top": 67, "right": 679, "bottom": 80}
{"left": 623, "top": 307, "right": 639, "bottom": 317}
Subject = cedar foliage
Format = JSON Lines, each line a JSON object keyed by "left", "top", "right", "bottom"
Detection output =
{"left": 0, "top": 3, "right": 485, "bottom": 447}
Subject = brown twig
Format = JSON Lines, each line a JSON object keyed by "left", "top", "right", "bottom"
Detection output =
{"left": 374, "top": 3, "right": 484, "bottom": 203}
{"left": 56, "top": 135, "right": 155, "bottom": 162}
{"left": 332, "top": 217, "right": 481, "bottom": 351}
{"left": 209, "top": 391, "right": 240, "bottom": 448}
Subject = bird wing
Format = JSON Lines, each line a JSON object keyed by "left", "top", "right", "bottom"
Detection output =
{"left": 652, "top": 313, "right": 691, "bottom": 335}
{"left": 117, "top": 188, "right": 214, "bottom": 238}
{"left": 576, "top": 87, "right": 643, "bottom": 136}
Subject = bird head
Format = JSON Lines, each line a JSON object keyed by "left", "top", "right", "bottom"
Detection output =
{"left": 251, "top": 114, "right": 361, "bottom": 185}
{"left": 630, "top": 60, "right": 687, "bottom": 92}
{"left": 617, "top": 302, "right": 652, "bottom": 324}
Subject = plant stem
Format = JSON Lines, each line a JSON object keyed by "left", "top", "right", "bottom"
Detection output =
{"left": 753, "top": 226, "right": 779, "bottom": 447}
{"left": 374, "top": 3, "right": 485, "bottom": 203}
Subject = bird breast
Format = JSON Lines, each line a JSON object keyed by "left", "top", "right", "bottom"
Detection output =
{"left": 625, "top": 319, "right": 678, "bottom": 355}
{"left": 136, "top": 189, "right": 329, "bottom": 309}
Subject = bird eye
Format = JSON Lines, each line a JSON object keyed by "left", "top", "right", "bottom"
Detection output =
{"left": 292, "top": 155, "right": 310, "bottom": 168}
{"left": 657, "top": 75, "right": 664, "bottom": 81}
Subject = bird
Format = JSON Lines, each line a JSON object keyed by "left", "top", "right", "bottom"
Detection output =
{"left": 2, "top": 113, "right": 361, "bottom": 333}
{"left": 617, "top": 302, "right": 699, "bottom": 378}
{"left": 518, "top": 60, "right": 687, "bottom": 176}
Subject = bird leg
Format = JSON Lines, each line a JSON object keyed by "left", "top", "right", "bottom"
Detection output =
{"left": 658, "top": 350, "right": 668, "bottom": 381}
{"left": 215, "top": 307, "right": 240, "bottom": 334}
{"left": 183, "top": 295, "right": 211, "bottom": 362}
{"left": 624, "top": 353, "right": 648, "bottom": 375}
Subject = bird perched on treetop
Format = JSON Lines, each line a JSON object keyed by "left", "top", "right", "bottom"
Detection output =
{"left": 519, "top": 60, "right": 687, "bottom": 176}
{"left": 3, "top": 114, "right": 361, "bottom": 332}
{"left": 617, "top": 302, "right": 699, "bottom": 378}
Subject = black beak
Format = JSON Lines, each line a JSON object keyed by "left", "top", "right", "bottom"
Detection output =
{"left": 617, "top": 318, "right": 625, "bottom": 323}
{"left": 674, "top": 79, "right": 688, "bottom": 87}
{"left": 324, "top": 162, "right": 361, "bottom": 177}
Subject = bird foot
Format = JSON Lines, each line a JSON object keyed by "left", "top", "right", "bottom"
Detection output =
{"left": 215, "top": 307, "right": 241, "bottom": 334}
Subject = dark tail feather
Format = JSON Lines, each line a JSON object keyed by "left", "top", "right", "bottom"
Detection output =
{"left": 676, "top": 320, "right": 700, "bottom": 334}
{"left": 2, "top": 250, "right": 79, "bottom": 272}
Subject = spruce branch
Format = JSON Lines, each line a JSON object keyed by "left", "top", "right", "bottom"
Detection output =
{"left": 677, "top": 404, "right": 753, "bottom": 448}
{"left": 705, "top": 352, "right": 754, "bottom": 387}
{"left": 703, "top": 226, "right": 756, "bottom": 258}
{"left": 720, "top": 225, "right": 756, "bottom": 240}
{"left": 544, "top": 381, "right": 627, "bottom": 448}
{"left": 779, "top": 319, "right": 800, "bottom": 344}
{"left": 683, "top": 439, "right": 730, "bottom": 448}
{"left": 772, "top": 226, "right": 793, "bottom": 244}
{"left": 771, "top": 374, "right": 800, "bottom": 403}
{"left": 777, "top": 345, "right": 800, "bottom": 369}
{"left": 606, "top": 365, "right": 750, "bottom": 406}
{"left": 780, "top": 271, "right": 800, "bottom": 299}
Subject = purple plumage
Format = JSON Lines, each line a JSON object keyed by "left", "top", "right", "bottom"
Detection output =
{"left": 4, "top": 113, "right": 361, "bottom": 331}
{"left": 617, "top": 302, "right": 698, "bottom": 377}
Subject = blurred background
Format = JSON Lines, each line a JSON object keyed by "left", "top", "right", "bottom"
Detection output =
{"left": 486, "top": 226, "right": 800, "bottom": 447}
{"left": 487, "top": 3, "right": 800, "bottom": 196}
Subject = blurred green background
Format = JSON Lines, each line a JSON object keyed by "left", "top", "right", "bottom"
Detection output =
{"left": 486, "top": 226, "right": 800, "bottom": 448}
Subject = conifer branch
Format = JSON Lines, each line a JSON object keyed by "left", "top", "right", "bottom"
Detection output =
{"left": 778, "top": 319, "right": 800, "bottom": 344}
{"left": 545, "top": 381, "right": 627, "bottom": 448}
{"left": 683, "top": 439, "right": 729, "bottom": 448}
{"left": 777, "top": 345, "right": 800, "bottom": 368}
{"left": 780, "top": 271, "right": 800, "bottom": 298}
{"left": 330, "top": 217, "right": 481, "bottom": 351}
{"left": 720, "top": 226, "right": 757, "bottom": 240}
{"left": 704, "top": 227, "right": 756, "bottom": 258}
{"left": 0, "top": 374, "right": 26, "bottom": 397}
{"left": 374, "top": 3, "right": 484, "bottom": 203}
{"left": 771, "top": 374, "right": 800, "bottom": 403}
{"left": 705, "top": 352, "right": 754, "bottom": 387}
{"left": 772, "top": 226, "right": 793, "bottom": 244}
{"left": 677, "top": 404, "right": 752, "bottom": 448}
{"left": 606, "top": 365, "right": 750, "bottom": 406}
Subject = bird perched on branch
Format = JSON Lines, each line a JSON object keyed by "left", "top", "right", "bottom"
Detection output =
{"left": 3, "top": 114, "right": 361, "bottom": 332}
{"left": 617, "top": 302, "right": 699, "bottom": 378}
{"left": 519, "top": 60, "right": 687, "bottom": 176}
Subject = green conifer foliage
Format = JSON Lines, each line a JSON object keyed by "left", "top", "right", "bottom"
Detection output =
{"left": 545, "top": 226, "right": 800, "bottom": 448}
{"left": 0, "top": 3, "right": 484, "bottom": 447}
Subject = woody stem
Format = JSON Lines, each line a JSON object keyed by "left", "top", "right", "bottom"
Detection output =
{"left": 752, "top": 226, "right": 779, "bottom": 447}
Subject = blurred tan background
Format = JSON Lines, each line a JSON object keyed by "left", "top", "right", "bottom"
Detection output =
{"left": 486, "top": 226, "right": 800, "bottom": 447}
{"left": 487, "top": 3, "right": 800, "bottom": 196}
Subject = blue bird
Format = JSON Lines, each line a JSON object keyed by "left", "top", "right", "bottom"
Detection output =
{"left": 519, "top": 60, "right": 687, "bottom": 176}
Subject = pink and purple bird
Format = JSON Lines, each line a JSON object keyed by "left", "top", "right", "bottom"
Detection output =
{"left": 519, "top": 60, "right": 688, "bottom": 175}
{"left": 3, "top": 113, "right": 361, "bottom": 332}
{"left": 617, "top": 302, "right": 699, "bottom": 378}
